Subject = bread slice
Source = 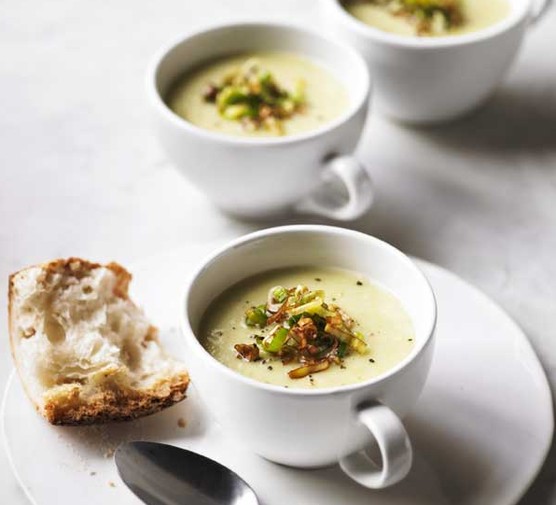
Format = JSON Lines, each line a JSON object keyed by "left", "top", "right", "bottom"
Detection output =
{"left": 8, "top": 258, "right": 189, "bottom": 425}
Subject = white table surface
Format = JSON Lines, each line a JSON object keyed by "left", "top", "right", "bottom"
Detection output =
{"left": 1, "top": 1, "right": 555, "bottom": 503}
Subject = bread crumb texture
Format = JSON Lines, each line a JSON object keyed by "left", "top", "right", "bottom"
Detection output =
{"left": 8, "top": 258, "right": 189, "bottom": 425}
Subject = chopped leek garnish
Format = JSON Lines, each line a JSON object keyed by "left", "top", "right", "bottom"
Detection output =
{"left": 201, "top": 58, "right": 306, "bottom": 134}
{"left": 263, "top": 327, "right": 289, "bottom": 353}
{"left": 245, "top": 305, "right": 267, "bottom": 327}
{"left": 272, "top": 286, "right": 288, "bottom": 303}
{"left": 366, "top": 0, "right": 464, "bottom": 35}
{"left": 337, "top": 341, "right": 348, "bottom": 358}
{"left": 234, "top": 283, "right": 373, "bottom": 379}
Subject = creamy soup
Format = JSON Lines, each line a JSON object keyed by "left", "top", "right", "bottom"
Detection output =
{"left": 199, "top": 267, "right": 415, "bottom": 389}
{"left": 343, "top": 0, "right": 510, "bottom": 37}
{"left": 166, "top": 53, "right": 349, "bottom": 138}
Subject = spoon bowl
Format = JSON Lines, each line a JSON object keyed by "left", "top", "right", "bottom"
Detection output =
{"left": 115, "top": 441, "right": 259, "bottom": 505}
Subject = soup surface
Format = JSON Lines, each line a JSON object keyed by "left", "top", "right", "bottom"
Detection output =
{"left": 166, "top": 52, "right": 349, "bottom": 137}
{"left": 343, "top": 0, "right": 510, "bottom": 37}
{"left": 199, "top": 267, "right": 415, "bottom": 389}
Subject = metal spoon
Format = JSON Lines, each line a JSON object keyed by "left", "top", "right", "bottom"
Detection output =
{"left": 115, "top": 441, "right": 259, "bottom": 505}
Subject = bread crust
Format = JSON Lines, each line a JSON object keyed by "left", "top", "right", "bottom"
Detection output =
{"left": 43, "top": 373, "right": 189, "bottom": 425}
{"left": 8, "top": 258, "right": 189, "bottom": 426}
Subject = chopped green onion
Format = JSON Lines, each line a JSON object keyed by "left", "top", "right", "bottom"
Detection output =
{"left": 300, "top": 290, "right": 324, "bottom": 304}
{"left": 263, "top": 327, "right": 289, "bottom": 353}
{"left": 350, "top": 332, "right": 368, "bottom": 354}
{"left": 272, "top": 286, "right": 288, "bottom": 303}
{"left": 292, "top": 80, "right": 306, "bottom": 105}
{"left": 203, "top": 58, "right": 306, "bottom": 133}
{"left": 222, "top": 104, "right": 253, "bottom": 120}
{"left": 337, "top": 341, "right": 348, "bottom": 358}
{"left": 236, "top": 282, "right": 372, "bottom": 379}
{"left": 216, "top": 87, "right": 247, "bottom": 111}
{"left": 259, "top": 70, "right": 272, "bottom": 85}
{"left": 289, "top": 298, "right": 326, "bottom": 316}
{"left": 287, "top": 313, "right": 303, "bottom": 327}
{"left": 245, "top": 305, "right": 267, "bottom": 327}
{"left": 383, "top": 0, "right": 464, "bottom": 35}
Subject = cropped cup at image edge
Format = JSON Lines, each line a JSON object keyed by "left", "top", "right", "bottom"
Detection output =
{"left": 325, "top": 0, "right": 552, "bottom": 123}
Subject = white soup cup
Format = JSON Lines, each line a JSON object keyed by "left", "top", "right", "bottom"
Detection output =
{"left": 149, "top": 23, "right": 373, "bottom": 220}
{"left": 326, "top": 0, "right": 552, "bottom": 123}
{"left": 180, "top": 225, "right": 437, "bottom": 488}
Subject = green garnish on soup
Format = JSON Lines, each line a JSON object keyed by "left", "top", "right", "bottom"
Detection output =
{"left": 201, "top": 58, "right": 306, "bottom": 135}
{"left": 235, "top": 284, "right": 368, "bottom": 379}
{"left": 355, "top": 0, "right": 464, "bottom": 35}
{"left": 402, "top": 0, "right": 464, "bottom": 33}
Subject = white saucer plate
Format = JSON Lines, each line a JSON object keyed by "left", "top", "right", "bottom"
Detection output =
{"left": 2, "top": 244, "right": 553, "bottom": 505}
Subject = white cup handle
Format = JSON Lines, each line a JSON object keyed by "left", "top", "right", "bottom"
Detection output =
{"left": 339, "top": 401, "right": 412, "bottom": 489}
{"left": 530, "top": 0, "right": 552, "bottom": 23}
{"left": 294, "top": 155, "right": 373, "bottom": 221}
